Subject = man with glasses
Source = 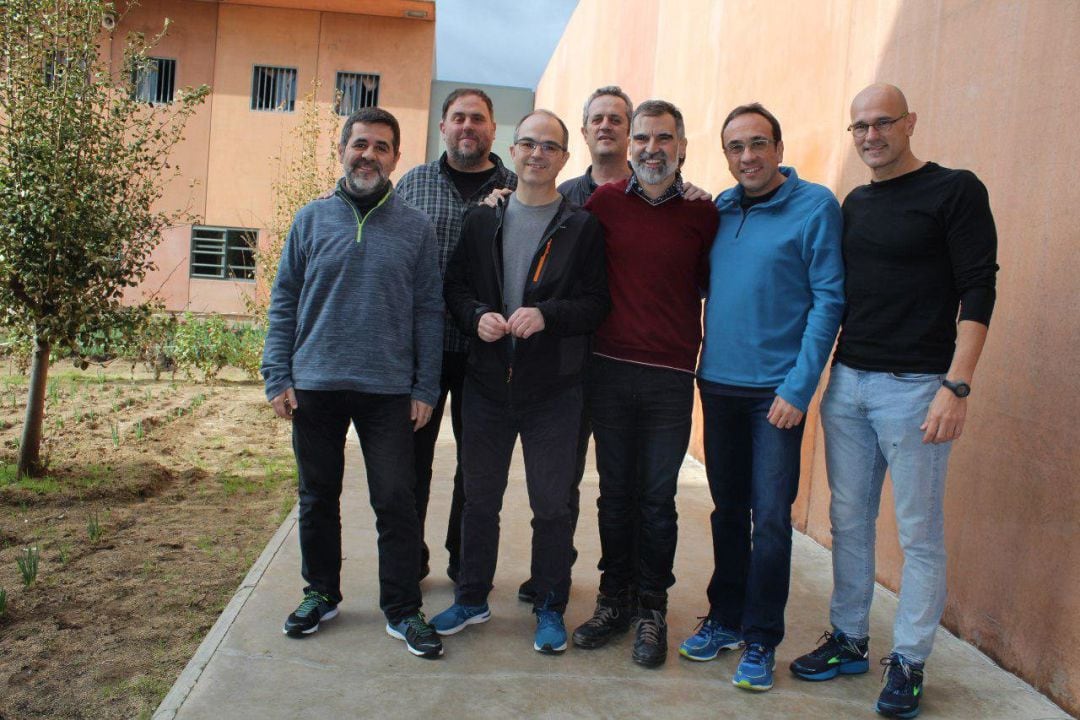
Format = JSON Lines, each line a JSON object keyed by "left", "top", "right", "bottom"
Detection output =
{"left": 677, "top": 103, "right": 844, "bottom": 691}
{"left": 790, "top": 84, "right": 997, "bottom": 719}
{"left": 571, "top": 100, "right": 718, "bottom": 668}
{"left": 395, "top": 89, "right": 517, "bottom": 584}
{"left": 433, "top": 110, "right": 609, "bottom": 654}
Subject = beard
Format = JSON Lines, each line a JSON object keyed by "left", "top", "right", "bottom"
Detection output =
{"left": 446, "top": 133, "right": 491, "bottom": 169}
{"left": 632, "top": 149, "right": 677, "bottom": 185}
{"left": 344, "top": 162, "right": 388, "bottom": 196}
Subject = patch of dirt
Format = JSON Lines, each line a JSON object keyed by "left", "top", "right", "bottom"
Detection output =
{"left": 0, "top": 364, "right": 295, "bottom": 720}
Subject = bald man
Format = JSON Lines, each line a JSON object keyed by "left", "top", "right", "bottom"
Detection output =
{"left": 789, "top": 84, "right": 998, "bottom": 719}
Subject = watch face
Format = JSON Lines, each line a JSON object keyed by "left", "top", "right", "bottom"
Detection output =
{"left": 945, "top": 380, "right": 971, "bottom": 397}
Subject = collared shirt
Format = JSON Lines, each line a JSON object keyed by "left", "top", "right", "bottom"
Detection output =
{"left": 396, "top": 152, "right": 517, "bottom": 353}
{"left": 626, "top": 171, "right": 685, "bottom": 206}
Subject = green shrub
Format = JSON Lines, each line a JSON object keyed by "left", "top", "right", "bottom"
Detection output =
{"left": 173, "top": 313, "right": 235, "bottom": 383}
{"left": 230, "top": 323, "right": 266, "bottom": 381}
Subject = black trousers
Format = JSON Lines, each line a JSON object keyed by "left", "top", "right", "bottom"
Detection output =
{"left": 412, "top": 350, "right": 468, "bottom": 578}
{"left": 292, "top": 389, "right": 422, "bottom": 623}
{"left": 456, "top": 380, "right": 582, "bottom": 613}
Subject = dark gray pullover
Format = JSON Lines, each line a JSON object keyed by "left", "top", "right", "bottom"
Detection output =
{"left": 261, "top": 186, "right": 444, "bottom": 406}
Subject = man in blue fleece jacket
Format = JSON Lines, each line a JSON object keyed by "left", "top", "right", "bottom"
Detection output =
{"left": 678, "top": 103, "right": 844, "bottom": 691}
{"left": 261, "top": 107, "right": 445, "bottom": 659}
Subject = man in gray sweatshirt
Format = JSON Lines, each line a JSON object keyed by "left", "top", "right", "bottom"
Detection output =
{"left": 261, "top": 107, "right": 445, "bottom": 659}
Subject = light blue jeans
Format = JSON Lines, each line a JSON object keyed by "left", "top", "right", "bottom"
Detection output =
{"left": 821, "top": 363, "right": 952, "bottom": 664}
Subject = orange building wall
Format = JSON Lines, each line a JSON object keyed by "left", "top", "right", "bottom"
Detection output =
{"left": 537, "top": 0, "right": 1080, "bottom": 714}
{"left": 112, "top": 0, "right": 434, "bottom": 315}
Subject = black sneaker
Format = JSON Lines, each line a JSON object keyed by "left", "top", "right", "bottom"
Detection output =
{"left": 572, "top": 591, "right": 632, "bottom": 648}
{"left": 518, "top": 579, "right": 537, "bottom": 604}
{"left": 790, "top": 630, "right": 870, "bottom": 680}
{"left": 282, "top": 591, "right": 338, "bottom": 638}
{"left": 876, "top": 653, "right": 924, "bottom": 718}
{"left": 632, "top": 608, "right": 668, "bottom": 667}
{"left": 386, "top": 612, "right": 444, "bottom": 659}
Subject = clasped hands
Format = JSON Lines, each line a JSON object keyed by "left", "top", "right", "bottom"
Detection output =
{"left": 478, "top": 308, "right": 545, "bottom": 342}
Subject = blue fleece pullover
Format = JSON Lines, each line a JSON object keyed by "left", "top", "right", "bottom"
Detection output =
{"left": 700, "top": 166, "right": 845, "bottom": 411}
{"left": 261, "top": 185, "right": 444, "bottom": 406}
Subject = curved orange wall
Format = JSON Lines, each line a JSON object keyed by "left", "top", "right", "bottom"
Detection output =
{"left": 537, "top": 0, "right": 1080, "bottom": 713}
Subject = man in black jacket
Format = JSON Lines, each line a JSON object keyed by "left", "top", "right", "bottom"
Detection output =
{"left": 432, "top": 109, "right": 609, "bottom": 655}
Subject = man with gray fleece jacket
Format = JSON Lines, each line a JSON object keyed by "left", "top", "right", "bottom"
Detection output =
{"left": 261, "top": 107, "right": 445, "bottom": 659}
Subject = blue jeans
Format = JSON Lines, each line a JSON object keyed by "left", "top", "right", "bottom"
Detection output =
{"left": 821, "top": 363, "right": 952, "bottom": 664}
{"left": 702, "top": 392, "right": 804, "bottom": 648}
{"left": 589, "top": 357, "right": 693, "bottom": 597}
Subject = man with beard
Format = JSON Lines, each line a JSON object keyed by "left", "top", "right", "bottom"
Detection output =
{"left": 433, "top": 109, "right": 609, "bottom": 654}
{"left": 571, "top": 100, "right": 718, "bottom": 668}
{"left": 262, "top": 107, "right": 445, "bottom": 659}
{"left": 790, "top": 84, "right": 997, "bottom": 719}
{"left": 395, "top": 89, "right": 518, "bottom": 584}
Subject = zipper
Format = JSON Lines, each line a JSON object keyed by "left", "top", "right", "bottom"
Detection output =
{"left": 336, "top": 187, "right": 392, "bottom": 244}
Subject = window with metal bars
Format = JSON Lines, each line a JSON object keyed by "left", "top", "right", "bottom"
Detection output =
{"left": 335, "top": 72, "right": 380, "bottom": 116}
{"left": 251, "top": 65, "right": 297, "bottom": 112}
{"left": 131, "top": 57, "right": 176, "bottom": 104}
{"left": 190, "top": 226, "right": 257, "bottom": 281}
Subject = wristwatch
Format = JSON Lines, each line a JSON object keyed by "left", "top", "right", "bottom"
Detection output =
{"left": 941, "top": 379, "right": 971, "bottom": 398}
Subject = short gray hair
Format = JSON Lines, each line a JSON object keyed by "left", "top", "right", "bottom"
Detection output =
{"left": 581, "top": 85, "right": 633, "bottom": 127}
{"left": 632, "top": 99, "right": 685, "bottom": 140}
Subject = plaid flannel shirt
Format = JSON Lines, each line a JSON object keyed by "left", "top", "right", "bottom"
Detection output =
{"left": 396, "top": 152, "right": 517, "bottom": 353}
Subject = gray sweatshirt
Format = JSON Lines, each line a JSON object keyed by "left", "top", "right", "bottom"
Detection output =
{"left": 261, "top": 187, "right": 444, "bottom": 406}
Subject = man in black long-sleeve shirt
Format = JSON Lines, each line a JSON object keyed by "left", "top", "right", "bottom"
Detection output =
{"left": 790, "top": 84, "right": 998, "bottom": 719}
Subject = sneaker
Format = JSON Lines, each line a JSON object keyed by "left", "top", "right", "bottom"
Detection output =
{"left": 533, "top": 609, "right": 567, "bottom": 654}
{"left": 572, "top": 591, "right": 632, "bottom": 648}
{"left": 282, "top": 591, "right": 338, "bottom": 638}
{"left": 733, "top": 643, "right": 776, "bottom": 691}
{"left": 429, "top": 602, "right": 491, "bottom": 635}
{"left": 876, "top": 653, "right": 924, "bottom": 718}
{"left": 631, "top": 609, "right": 668, "bottom": 667}
{"left": 790, "top": 630, "right": 870, "bottom": 680}
{"left": 678, "top": 617, "right": 743, "bottom": 661}
{"left": 385, "top": 612, "right": 444, "bottom": 658}
{"left": 518, "top": 580, "right": 537, "bottom": 604}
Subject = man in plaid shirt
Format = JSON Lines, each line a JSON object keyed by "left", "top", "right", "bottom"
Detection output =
{"left": 396, "top": 88, "right": 517, "bottom": 583}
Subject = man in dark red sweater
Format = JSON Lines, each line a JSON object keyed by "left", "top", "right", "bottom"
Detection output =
{"left": 571, "top": 100, "right": 719, "bottom": 667}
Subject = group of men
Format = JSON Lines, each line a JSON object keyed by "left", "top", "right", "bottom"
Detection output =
{"left": 261, "top": 81, "right": 997, "bottom": 719}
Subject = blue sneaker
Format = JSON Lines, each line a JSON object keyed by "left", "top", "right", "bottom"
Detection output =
{"left": 430, "top": 602, "right": 491, "bottom": 635}
{"left": 533, "top": 609, "right": 567, "bottom": 654}
{"left": 876, "top": 653, "right": 924, "bottom": 718}
{"left": 678, "top": 617, "right": 743, "bottom": 661}
{"left": 733, "top": 643, "right": 776, "bottom": 691}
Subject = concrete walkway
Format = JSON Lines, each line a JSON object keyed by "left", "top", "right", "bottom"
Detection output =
{"left": 155, "top": 422, "right": 1068, "bottom": 720}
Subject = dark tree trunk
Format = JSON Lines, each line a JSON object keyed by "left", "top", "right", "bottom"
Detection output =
{"left": 17, "top": 337, "right": 50, "bottom": 477}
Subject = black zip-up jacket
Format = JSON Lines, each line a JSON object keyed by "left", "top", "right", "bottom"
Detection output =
{"left": 444, "top": 196, "right": 609, "bottom": 405}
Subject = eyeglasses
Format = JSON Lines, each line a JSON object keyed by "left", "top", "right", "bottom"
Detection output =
{"left": 723, "top": 138, "right": 775, "bottom": 157}
{"left": 514, "top": 139, "right": 566, "bottom": 156}
{"left": 847, "top": 112, "right": 908, "bottom": 138}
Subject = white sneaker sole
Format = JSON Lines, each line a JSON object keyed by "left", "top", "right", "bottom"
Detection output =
{"left": 283, "top": 606, "right": 339, "bottom": 636}
{"left": 433, "top": 609, "right": 491, "bottom": 636}
{"left": 385, "top": 623, "right": 445, "bottom": 657}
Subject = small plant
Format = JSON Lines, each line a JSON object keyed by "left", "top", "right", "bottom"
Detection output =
{"left": 0, "top": 587, "right": 7, "bottom": 618}
{"left": 74, "top": 407, "right": 83, "bottom": 423}
{"left": 54, "top": 416, "right": 64, "bottom": 430}
{"left": 191, "top": 393, "right": 205, "bottom": 409}
{"left": 87, "top": 513, "right": 103, "bottom": 544}
{"left": 134, "top": 420, "right": 144, "bottom": 440}
{"left": 17, "top": 546, "right": 39, "bottom": 587}
{"left": 58, "top": 544, "right": 70, "bottom": 565}
{"left": 46, "top": 380, "right": 60, "bottom": 405}
{"left": 110, "top": 422, "right": 120, "bottom": 448}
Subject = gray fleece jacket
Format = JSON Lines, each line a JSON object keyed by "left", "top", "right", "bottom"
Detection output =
{"left": 261, "top": 185, "right": 444, "bottom": 406}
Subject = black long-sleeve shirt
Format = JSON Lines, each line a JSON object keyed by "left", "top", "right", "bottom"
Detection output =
{"left": 835, "top": 162, "right": 998, "bottom": 373}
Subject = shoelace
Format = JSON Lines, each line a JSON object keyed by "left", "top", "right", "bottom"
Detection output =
{"left": 583, "top": 602, "right": 619, "bottom": 628}
{"left": 297, "top": 592, "right": 329, "bottom": 616}
{"left": 689, "top": 615, "right": 715, "bottom": 637}
{"left": 742, "top": 643, "right": 770, "bottom": 665}
{"left": 637, "top": 612, "right": 663, "bottom": 645}
{"left": 808, "top": 630, "right": 845, "bottom": 658}
{"left": 404, "top": 612, "right": 436, "bottom": 639}
{"left": 880, "top": 655, "right": 921, "bottom": 691}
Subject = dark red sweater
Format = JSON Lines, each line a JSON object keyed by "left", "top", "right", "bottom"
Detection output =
{"left": 585, "top": 180, "right": 719, "bottom": 372}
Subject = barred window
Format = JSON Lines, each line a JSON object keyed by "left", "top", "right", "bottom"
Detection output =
{"left": 251, "top": 65, "right": 297, "bottom": 112}
{"left": 131, "top": 57, "right": 176, "bottom": 104}
{"left": 335, "top": 72, "right": 380, "bottom": 116}
{"left": 190, "top": 226, "right": 257, "bottom": 281}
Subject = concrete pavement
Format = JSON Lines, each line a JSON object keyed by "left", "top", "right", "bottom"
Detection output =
{"left": 155, "top": 422, "right": 1069, "bottom": 720}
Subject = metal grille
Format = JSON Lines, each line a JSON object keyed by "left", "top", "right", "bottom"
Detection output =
{"left": 251, "top": 65, "right": 297, "bottom": 112}
{"left": 131, "top": 57, "right": 176, "bottom": 104}
{"left": 335, "top": 72, "right": 380, "bottom": 116}
{"left": 190, "top": 227, "right": 256, "bottom": 280}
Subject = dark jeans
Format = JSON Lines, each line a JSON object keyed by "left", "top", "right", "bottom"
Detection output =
{"left": 589, "top": 357, "right": 693, "bottom": 597}
{"left": 413, "top": 350, "right": 467, "bottom": 578}
{"left": 702, "top": 392, "right": 804, "bottom": 648}
{"left": 292, "top": 390, "right": 422, "bottom": 623}
{"left": 456, "top": 380, "right": 582, "bottom": 613}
